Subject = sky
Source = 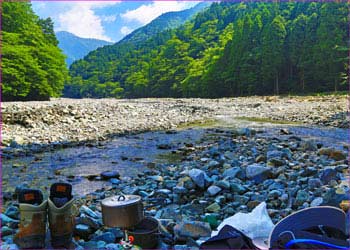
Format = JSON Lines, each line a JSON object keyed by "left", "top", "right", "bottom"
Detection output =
{"left": 32, "top": 1, "right": 200, "bottom": 42}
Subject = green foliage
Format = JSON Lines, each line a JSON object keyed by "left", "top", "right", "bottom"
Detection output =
{"left": 2, "top": 2, "right": 68, "bottom": 101}
{"left": 69, "top": 2, "right": 349, "bottom": 98}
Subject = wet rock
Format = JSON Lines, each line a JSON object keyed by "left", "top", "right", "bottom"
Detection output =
{"left": 109, "top": 178, "right": 121, "bottom": 185}
{"left": 174, "top": 221, "right": 211, "bottom": 240}
{"left": 230, "top": 183, "right": 247, "bottom": 194}
{"left": 205, "top": 203, "right": 221, "bottom": 213}
{"left": 105, "top": 243, "right": 122, "bottom": 250}
{"left": 157, "top": 144, "right": 172, "bottom": 150}
{"left": 74, "top": 224, "right": 93, "bottom": 240}
{"left": 318, "top": 148, "right": 346, "bottom": 160}
{"left": 1, "top": 214, "right": 19, "bottom": 229}
{"left": 207, "top": 186, "right": 221, "bottom": 196}
{"left": 80, "top": 205, "right": 100, "bottom": 219}
{"left": 294, "top": 190, "right": 309, "bottom": 207}
{"left": 215, "top": 180, "right": 230, "bottom": 190}
{"left": 308, "top": 178, "right": 322, "bottom": 190}
{"left": 100, "top": 171, "right": 120, "bottom": 180}
{"left": 4, "top": 206, "right": 19, "bottom": 220}
{"left": 223, "top": 167, "right": 244, "bottom": 179}
{"left": 1, "top": 226, "right": 15, "bottom": 237}
{"left": 310, "top": 197, "right": 324, "bottom": 207}
{"left": 246, "top": 164, "right": 271, "bottom": 183}
{"left": 92, "top": 232, "right": 115, "bottom": 244}
{"left": 320, "top": 167, "right": 338, "bottom": 184}
{"left": 188, "top": 169, "right": 211, "bottom": 189}
{"left": 76, "top": 213, "right": 102, "bottom": 230}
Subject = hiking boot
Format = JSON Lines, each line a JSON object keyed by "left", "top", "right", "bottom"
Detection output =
{"left": 14, "top": 189, "right": 47, "bottom": 249}
{"left": 48, "top": 182, "right": 74, "bottom": 248}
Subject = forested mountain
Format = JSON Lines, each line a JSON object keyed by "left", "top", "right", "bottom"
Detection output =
{"left": 2, "top": 2, "right": 68, "bottom": 101}
{"left": 68, "top": 2, "right": 348, "bottom": 98}
{"left": 121, "top": 2, "right": 211, "bottom": 45}
{"left": 56, "top": 31, "right": 112, "bottom": 66}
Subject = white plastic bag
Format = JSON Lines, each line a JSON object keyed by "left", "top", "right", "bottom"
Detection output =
{"left": 211, "top": 202, "right": 274, "bottom": 240}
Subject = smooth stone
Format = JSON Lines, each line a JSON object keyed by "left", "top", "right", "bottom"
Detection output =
{"left": 4, "top": 206, "right": 19, "bottom": 220}
{"left": 93, "top": 232, "right": 115, "bottom": 244}
{"left": 174, "top": 221, "right": 211, "bottom": 239}
{"left": 230, "top": 183, "right": 247, "bottom": 194}
{"left": 205, "top": 202, "right": 221, "bottom": 213}
{"left": 149, "top": 175, "right": 164, "bottom": 182}
{"left": 215, "top": 180, "right": 230, "bottom": 190}
{"left": 189, "top": 169, "right": 210, "bottom": 189}
{"left": 203, "top": 214, "right": 219, "bottom": 229}
{"left": 1, "top": 226, "right": 15, "bottom": 236}
{"left": 294, "top": 190, "right": 309, "bottom": 206}
{"left": 207, "top": 185, "right": 222, "bottom": 196}
{"left": 74, "top": 224, "right": 93, "bottom": 240}
{"left": 0, "top": 244, "right": 19, "bottom": 250}
{"left": 77, "top": 213, "right": 101, "bottom": 230}
{"left": 105, "top": 243, "right": 122, "bottom": 250}
{"left": 318, "top": 148, "right": 346, "bottom": 160}
{"left": 268, "top": 190, "right": 282, "bottom": 200}
{"left": 80, "top": 205, "right": 100, "bottom": 219}
{"left": 97, "top": 241, "right": 107, "bottom": 249}
{"left": 234, "top": 195, "right": 250, "bottom": 204}
{"left": 246, "top": 164, "right": 271, "bottom": 183}
{"left": 100, "top": 171, "right": 120, "bottom": 180}
{"left": 223, "top": 167, "right": 244, "bottom": 179}
{"left": 308, "top": 178, "right": 322, "bottom": 190}
{"left": 320, "top": 167, "right": 338, "bottom": 184}
{"left": 310, "top": 197, "right": 324, "bottom": 207}
{"left": 109, "top": 178, "right": 121, "bottom": 185}
{"left": 173, "top": 186, "right": 187, "bottom": 194}
{"left": 157, "top": 189, "right": 172, "bottom": 195}
{"left": 0, "top": 214, "right": 19, "bottom": 229}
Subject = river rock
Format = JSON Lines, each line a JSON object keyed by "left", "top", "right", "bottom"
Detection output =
{"left": 205, "top": 203, "right": 221, "bottom": 213}
{"left": 230, "top": 183, "right": 247, "bottom": 194}
{"left": 188, "top": 169, "right": 210, "bottom": 189}
{"left": 318, "top": 148, "right": 346, "bottom": 160}
{"left": 100, "top": 171, "right": 120, "bottom": 180}
{"left": 294, "top": 190, "right": 309, "bottom": 207}
{"left": 308, "top": 178, "right": 322, "bottom": 190}
{"left": 223, "top": 167, "right": 245, "bottom": 179}
{"left": 92, "top": 232, "right": 115, "bottom": 244}
{"left": 77, "top": 213, "right": 102, "bottom": 230}
{"left": 74, "top": 224, "right": 93, "bottom": 240}
{"left": 246, "top": 164, "right": 271, "bottom": 183}
{"left": 207, "top": 185, "right": 222, "bottom": 196}
{"left": 1, "top": 214, "right": 19, "bottom": 229}
{"left": 174, "top": 221, "right": 211, "bottom": 239}
{"left": 320, "top": 167, "right": 338, "bottom": 184}
{"left": 80, "top": 205, "right": 100, "bottom": 219}
{"left": 310, "top": 197, "right": 324, "bottom": 207}
{"left": 5, "top": 206, "right": 19, "bottom": 220}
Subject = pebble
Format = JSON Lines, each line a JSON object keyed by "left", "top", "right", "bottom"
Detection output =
{"left": 174, "top": 221, "right": 211, "bottom": 239}
{"left": 207, "top": 186, "right": 222, "bottom": 196}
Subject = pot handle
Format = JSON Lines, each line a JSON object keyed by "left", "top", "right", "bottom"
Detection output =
{"left": 117, "top": 195, "right": 126, "bottom": 201}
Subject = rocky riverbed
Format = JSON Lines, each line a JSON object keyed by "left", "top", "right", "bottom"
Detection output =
{"left": 1, "top": 95, "right": 349, "bottom": 249}
{"left": 2, "top": 95, "right": 348, "bottom": 156}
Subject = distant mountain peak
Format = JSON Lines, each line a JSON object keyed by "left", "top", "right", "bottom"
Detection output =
{"left": 56, "top": 31, "right": 113, "bottom": 66}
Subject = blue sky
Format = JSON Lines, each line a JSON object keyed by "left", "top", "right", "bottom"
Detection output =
{"left": 32, "top": 1, "right": 200, "bottom": 42}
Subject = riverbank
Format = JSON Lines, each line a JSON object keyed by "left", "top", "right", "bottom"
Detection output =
{"left": 2, "top": 95, "right": 348, "bottom": 156}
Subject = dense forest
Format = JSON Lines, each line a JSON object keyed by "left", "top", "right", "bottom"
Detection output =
{"left": 2, "top": 2, "right": 68, "bottom": 101}
{"left": 68, "top": 2, "right": 349, "bottom": 98}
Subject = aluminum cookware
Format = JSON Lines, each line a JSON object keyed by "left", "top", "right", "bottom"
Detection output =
{"left": 101, "top": 195, "right": 144, "bottom": 228}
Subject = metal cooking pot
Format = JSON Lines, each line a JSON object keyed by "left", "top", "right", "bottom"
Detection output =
{"left": 128, "top": 217, "right": 160, "bottom": 249}
{"left": 101, "top": 195, "right": 144, "bottom": 228}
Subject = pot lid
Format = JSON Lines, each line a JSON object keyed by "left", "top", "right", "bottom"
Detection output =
{"left": 102, "top": 195, "right": 141, "bottom": 207}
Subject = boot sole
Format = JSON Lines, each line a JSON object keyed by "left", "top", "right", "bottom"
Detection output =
{"left": 14, "top": 235, "right": 46, "bottom": 249}
{"left": 51, "top": 233, "right": 73, "bottom": 248}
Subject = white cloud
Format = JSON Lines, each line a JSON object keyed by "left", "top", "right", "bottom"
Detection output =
{"left": 121, "top": 1, "right": 198, "bottom": 25}
{"left": 57, "top": 1, "right": 120, "bottom": 42}
{"left": 120, "top": 26, "right": 133, "bottom": 36}
{"left": 101, "top": 15, "right": 117, "bottom": 23}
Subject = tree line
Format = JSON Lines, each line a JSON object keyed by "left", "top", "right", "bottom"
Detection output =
{"left": 2, "top": 2, "right": 68, "bottom": 101}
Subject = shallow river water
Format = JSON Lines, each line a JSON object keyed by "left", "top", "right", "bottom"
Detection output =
{"left": 2, "top": 117, "right": 349, "bottom": 197}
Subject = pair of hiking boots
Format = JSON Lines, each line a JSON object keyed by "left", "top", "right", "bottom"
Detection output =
{"left": 14, "top": 182, "right": 74, "bottom": 249}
